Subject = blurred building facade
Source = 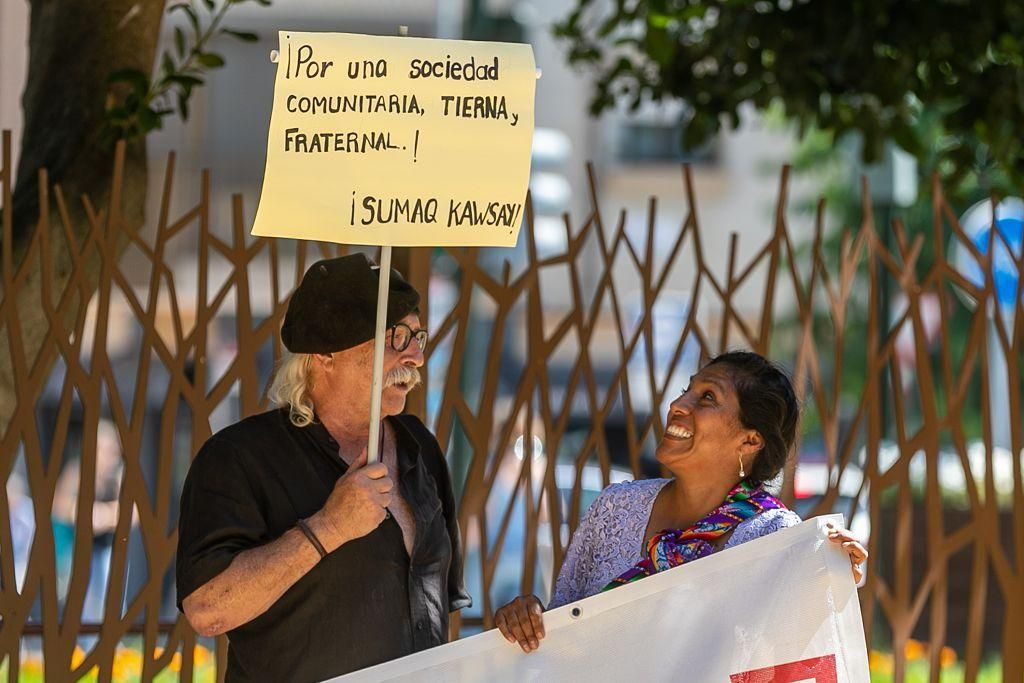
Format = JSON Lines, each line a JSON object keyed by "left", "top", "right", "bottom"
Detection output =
{"left": 0, "top": 0, "right": 820, "bottom": 317}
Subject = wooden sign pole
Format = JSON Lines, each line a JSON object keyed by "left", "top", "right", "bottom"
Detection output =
{"left": 366, "top": 245, "right": 392, "bottom": 464}
{"left": 365, "top": 24, "right": 408, "bottom": 465}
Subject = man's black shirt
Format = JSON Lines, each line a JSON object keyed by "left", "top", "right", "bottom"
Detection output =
{"left": 176, "top": 408, "right": 471, "bottom": 682}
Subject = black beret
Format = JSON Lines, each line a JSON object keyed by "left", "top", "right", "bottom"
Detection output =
{"left": 281, "top": 253, "right": 420, "bottom": 353}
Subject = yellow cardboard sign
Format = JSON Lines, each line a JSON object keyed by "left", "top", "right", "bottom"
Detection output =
{"left": 251, "top": 31, "right": 536, "bottom": 247}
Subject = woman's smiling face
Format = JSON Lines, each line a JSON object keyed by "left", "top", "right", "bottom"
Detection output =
{"left": 657, "top": 364, "right": 761, "bottom": 478}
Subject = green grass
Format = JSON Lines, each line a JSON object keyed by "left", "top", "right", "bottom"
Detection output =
{"left": 4, "top": 644, "right": 1005, "bottom": 682}
{"left": 869, "top": 656, "right": 1004, "bottom": 683}
{"left": 2, "top": 644, "right": 216, "bottom": 682}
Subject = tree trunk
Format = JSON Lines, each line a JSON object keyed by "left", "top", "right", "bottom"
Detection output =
{"left": 0, "top": 0, "right": 166, "bottom": 435}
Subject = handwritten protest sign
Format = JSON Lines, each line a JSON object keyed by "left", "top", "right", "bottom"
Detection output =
{"left": 251, "top": 31, "right": 536, "bottom": 247}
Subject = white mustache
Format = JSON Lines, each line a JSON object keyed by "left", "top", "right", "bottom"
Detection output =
{"left": 384, "top": 366, "right": 421, "bottom": 389}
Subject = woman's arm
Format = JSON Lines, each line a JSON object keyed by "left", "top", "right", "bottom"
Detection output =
{"left": 495, "top": 484, "right": 617, "bottom": 651}
{"left": 548, "top": 497, "right": 602, "bottom": 609}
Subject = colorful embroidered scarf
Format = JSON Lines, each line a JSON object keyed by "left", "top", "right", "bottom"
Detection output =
{"left": 603, "top": 480, "right": 786, "bottom": 591}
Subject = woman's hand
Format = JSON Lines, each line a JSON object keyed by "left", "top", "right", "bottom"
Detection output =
{"left": 494, "top": 594, "right": 546, "bottom": 652}
{"left": 826, "top": 522, "right": 868, "bottom": 584}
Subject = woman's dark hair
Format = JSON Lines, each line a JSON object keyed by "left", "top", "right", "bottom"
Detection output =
{"left": 706, "top": 351, "right": 800, "bottom": 485}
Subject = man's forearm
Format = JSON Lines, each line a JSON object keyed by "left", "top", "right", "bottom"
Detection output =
{"left": 182, "top": 525, "right": 322, "bottom": 636}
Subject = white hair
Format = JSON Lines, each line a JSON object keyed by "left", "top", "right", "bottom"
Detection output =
{"left": 267, "top": 350, "right": 315, "bottom": 427}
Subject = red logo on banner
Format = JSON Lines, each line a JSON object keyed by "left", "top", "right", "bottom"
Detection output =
{"left": 730, "top": 654, "right": 838, "bottom": 683}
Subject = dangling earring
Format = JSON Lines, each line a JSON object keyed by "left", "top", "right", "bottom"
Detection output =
{"left": 738, "top": 454, "right": 746, "bottom": 480}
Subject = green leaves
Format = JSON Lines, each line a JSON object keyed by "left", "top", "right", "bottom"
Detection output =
{"left": 221, "top": 28, "right": 259, "bottom": 42}
{"left": 108, "top": 69, "right": 150, "bottom": 98}
{"left": 171, "top": 2, "right": 202, "bottom": 38}
{"left": 174, "top": 27, "right": 187, "bottom": 58}
{"left": 102, "top": 0, "right": 270, "bottom": 143}
{"left": 553, "top": 0, "right": 1024, "bottom": 190}
{"left": 105, "top": 69, "right": 158, "bottom": 140}
{"left": 196, "top": 52, "right": 225, "bottom": 67}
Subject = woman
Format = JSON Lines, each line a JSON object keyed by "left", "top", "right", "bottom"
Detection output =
{"left": 495, "top": 351, "right": 868, "bottom": 652}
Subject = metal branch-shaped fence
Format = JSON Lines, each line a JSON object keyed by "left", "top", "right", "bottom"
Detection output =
{"left": 1, "top": 135, "right": 1021, "bottom": 681}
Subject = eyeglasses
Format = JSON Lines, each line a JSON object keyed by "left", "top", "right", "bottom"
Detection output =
{"left": 387, "top": 322, "right": 428, "bottom": 352}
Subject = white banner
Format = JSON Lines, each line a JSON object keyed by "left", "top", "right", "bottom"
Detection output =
{"left": 333, "top": 515, "right": 870, "bottom": 682}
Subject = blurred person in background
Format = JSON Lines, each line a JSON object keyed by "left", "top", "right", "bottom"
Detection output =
{"left": 52, "top": 418, "right": 125, "bottom": 622}
{"left": 6, "top": 451, "right": 35, "bottom": 594}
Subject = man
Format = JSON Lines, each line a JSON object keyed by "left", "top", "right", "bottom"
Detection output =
{"left": 176, "top": 253, "right": 470, "bottom": 682}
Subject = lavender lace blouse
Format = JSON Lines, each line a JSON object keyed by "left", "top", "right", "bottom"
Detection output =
{"left": 548, "top": 479, "right": 802, "bottom": 609}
